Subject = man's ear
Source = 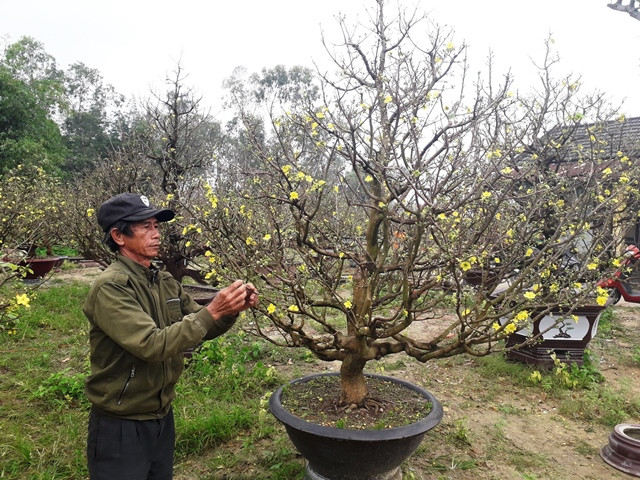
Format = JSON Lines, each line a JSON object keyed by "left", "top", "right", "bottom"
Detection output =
{"left": 111, "top": 228, "right": 126, "bottom": 247}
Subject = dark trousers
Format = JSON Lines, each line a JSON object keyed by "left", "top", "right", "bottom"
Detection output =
{"left": 87, "top": 407, "right": 175, "bottom": 480}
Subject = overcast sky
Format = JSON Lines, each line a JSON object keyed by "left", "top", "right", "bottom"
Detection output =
{"left": 2, "top": 1, "right": 640, "bottom": 118}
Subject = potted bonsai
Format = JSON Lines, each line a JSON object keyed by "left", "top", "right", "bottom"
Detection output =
{"left": 183, "top": 1, "right": 640, "bottom": 477}
{"left": 0, "top": 165, "right": 67, "bottom": 280}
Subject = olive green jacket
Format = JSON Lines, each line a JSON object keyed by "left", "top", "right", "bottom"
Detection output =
{"left": 83, "top": 254, "right": 235, "bottom": 420}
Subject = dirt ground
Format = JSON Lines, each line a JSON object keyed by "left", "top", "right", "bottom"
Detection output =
{"left": 52, "top": 265, "right": 640, "bottom": 479}
{"left": 388, "top": 303, "right": 640, "bottom": 480}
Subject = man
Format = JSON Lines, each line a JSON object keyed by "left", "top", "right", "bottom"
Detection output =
{"left": 83, "top": 193, "right": 258, "bottom": 480}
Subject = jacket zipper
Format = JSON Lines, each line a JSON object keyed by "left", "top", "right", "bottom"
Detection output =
{"left": 117, "top": 366, "right": 136, "bottom": 405}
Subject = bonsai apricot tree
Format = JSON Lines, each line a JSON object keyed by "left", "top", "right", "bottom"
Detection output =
{"left": 184, "top": 0, "right": 640, "bottom": 406}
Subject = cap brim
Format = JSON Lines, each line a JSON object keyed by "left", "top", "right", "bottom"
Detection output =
{"left": 123, "top": 208, "right": 175, "bottom": 223}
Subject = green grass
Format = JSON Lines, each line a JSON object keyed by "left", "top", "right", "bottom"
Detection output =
{"left": 0, "top": 282, "right": 303, "bottom": 480}
{"left": 0, "top": 282, "right": 91, "bottom": 479}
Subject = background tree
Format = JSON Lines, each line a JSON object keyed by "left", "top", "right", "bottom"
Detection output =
{"left": 60, "top": 64, "right": 225, "bottom": 279}
{"left": 1, "top": 36, "right": 66, "bottom": 117}
{"left": 184, "top": 0, "right": 640, "bottom": 406}
{"left": 61, "top": 62, "right": 129, "bottom": 173}
{"left": 0, "top": 67, "right": 67, "bottom": 174}
{"left": 1, "top": 37, "right": 131, "bottom": 176}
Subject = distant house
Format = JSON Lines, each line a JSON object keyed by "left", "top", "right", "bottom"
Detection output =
{"left": 533, "top": 116, "right": 640, "bottom": 245}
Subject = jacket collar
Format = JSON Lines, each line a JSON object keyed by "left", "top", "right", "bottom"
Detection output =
{"left": 115, "top": 253, "right": 161, "bottom": 283}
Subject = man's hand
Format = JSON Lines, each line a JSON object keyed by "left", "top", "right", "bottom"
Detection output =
{"left": 244, "top": 283, "right": 259, "bottom": 310}
{"left": 206, "top": 280, "right": 259, "bottom": 321}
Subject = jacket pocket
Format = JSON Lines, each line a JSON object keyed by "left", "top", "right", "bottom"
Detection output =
{"left": 166, "top": 298, "right": 182, "bottom": 323}
{"left": 116, "top": 365, "right": 136, "bottom": 406}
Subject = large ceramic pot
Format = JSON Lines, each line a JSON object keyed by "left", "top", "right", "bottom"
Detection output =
{"left": 502, "top": 304, "right": 605, "bottom": 368}
{"left": 20, "top": 256, "right": 66, "bottom": 279}
{"left": 269, "top": 372, "right": 443, "bottom": 480}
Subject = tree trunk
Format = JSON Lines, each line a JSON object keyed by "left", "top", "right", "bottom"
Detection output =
{"left": 339, "top": 354, "right": 368, "bottom": 406}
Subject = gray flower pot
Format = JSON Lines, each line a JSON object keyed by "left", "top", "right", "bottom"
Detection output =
{"left": 269, "top": 372, "right": 443, "bottom": 480}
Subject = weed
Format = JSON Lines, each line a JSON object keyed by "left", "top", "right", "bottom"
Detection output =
{"left": 32, "top": 368, "right": 87, "bottom": 406}
{"left": 550, "top": 351, "right": 604, "bottom": 389}
{"left": 427, "top": 455, "right": 477, "bottom": 473}
{"left": 632, "top": 346, "right": 640, "bottom": 365}
{"left": 574, "top": 439, "right": 598, "bottom": 456}
{"left": 448, "top": 418, "right": 471, "bottom": 446}
{"left": 596, "top": 307, "right": 614, "bottom": 336}
{"left": 475, "top": 354, "right": 534, "bottom": 387}
{"left": 497, "top": 403, "right": 520, "bottom": 415}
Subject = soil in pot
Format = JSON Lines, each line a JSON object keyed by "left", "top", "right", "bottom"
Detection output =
{"left": 280, "top": 374, "right": 433, "bottom": 430}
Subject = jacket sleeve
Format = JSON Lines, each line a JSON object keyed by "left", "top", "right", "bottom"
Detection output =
{"left": 175, "top": 284, "right": 238, "bottom": 340}
{"left": 87, "top": 281, "right": 217, "bottom": 362}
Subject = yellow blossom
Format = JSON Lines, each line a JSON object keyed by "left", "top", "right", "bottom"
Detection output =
{"left": 596, "top": 287, "right": 609, "bottom": 306}
{"left": 15, "top": 293, "right": 30, "bottom": 308}
{"left": 587, "top": 262, "right": 598, "bottom": 270}
{"left": 492, "top": 322, "right": 501, "bottom": 331}
{"left": 267, "top": 303, "right": 276, "bottom": 314}
{"left": 524, "top": 291, "right": 536, "bottom": 300}
{"left": 288, "top": 305, "right": 299, "bottom": 312}
{"left": 460, "top": 261, "right": 472, "bottom": 272}
{"left": 263, "top": 234, "right": 271, "bottom": 241}
{"left": 290, "top": 191, "right": 299, "bottom": 200}
{"left": 86, "top": 208, "right": 95, "bottom": 218}
{"left": 504, "top": 323, "right": 517, "bottom": 334}
{"left": 344, "top": 300, "right": 353, "bottom": 309}
{"left": 525, "top": 248, "right": 534, "bottom": 257}
{"left": 515, "top": 310, "right": 529, "bottom": 322}
{"left": 365, "top": 175, "right": 373, "bottom": 182}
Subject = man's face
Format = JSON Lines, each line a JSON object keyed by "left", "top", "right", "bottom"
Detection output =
{"left": 117, "top": 217, "right": 161, "bottom": 266}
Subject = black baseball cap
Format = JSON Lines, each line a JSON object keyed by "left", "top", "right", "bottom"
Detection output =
{"left": 98, "top": 193, "right": 175, "bottom": 232}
